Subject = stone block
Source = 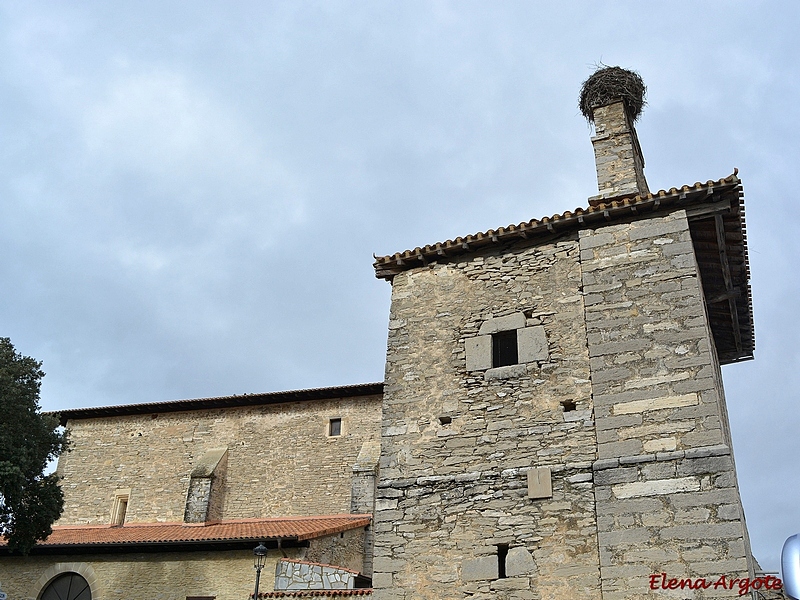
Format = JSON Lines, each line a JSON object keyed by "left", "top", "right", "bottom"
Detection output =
{"left": 641, "top": 462, "right": 676, "bottom": 480}
{"left": 478, "top": 313, "right": 526, "bottom": 335}
{"left": 598, "top": 440, "right": 643, "bottom": 460}
{"left": 684, "top": 444, "right": 730, "bottom": 459}
{"left": 518, "top": 326, "right": 548, "bottom": 363}
{"left": 593, "top": 458, "right": 620, "bottom": 471}
{"left": 593, "top": 467, "right": 638, "bottom": 486}
{"left": 612, "top": 476, "right": 700, "bottom": 499}
{"left": 598, "top": 527, "right": 651, "bottom": 547}
{"left": 627, "top": 215, "right": 689, "bottom": 241}
{"left": 643, "top": 437, "right": 677, "bottom": 453}
{"left": 579, "top": 231, "right": 615, "bottom": 249}
{"left": 485, "top": 364, "right": 528, "bottom": 381}
{"left": 505, "top": 547, "right": 536, "bottom": 577}
{"left": 527, "top": 467, "right": 552, "bottom": 499}
{"left": 465, "top": 335, "right": 492, "bottom": 371}
{"left": 619, "top": 454, "right": 655, "bottom": 465}
{"left": 668, "top": 488, "right": 739, "bottom": 508}
{"left": 677, "top": 456, "right": 733, "bottom": 477}
{"left": 612, "top": 393, "right": 698, "bottom": 415}
{"left": 659, "top": 522, "right": 744, "bottom": 541}
{"left": 462, "top": 556, "right": 499, "bottom": 581}
{"left": 717, "top": 504, "right": 741, "bottom": 521}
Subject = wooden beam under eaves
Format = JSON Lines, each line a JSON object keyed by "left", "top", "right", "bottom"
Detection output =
{"left": 715, "top": 214, "right": 743, "bottom": 355}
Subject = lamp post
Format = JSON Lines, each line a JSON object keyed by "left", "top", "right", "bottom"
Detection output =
{"left": 253, "top": 541, "right": 268, "bottom": 600}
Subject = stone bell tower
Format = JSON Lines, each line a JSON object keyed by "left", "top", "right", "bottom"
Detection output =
{"left": 371, "top": 66, "right": 756, "bottom": 599}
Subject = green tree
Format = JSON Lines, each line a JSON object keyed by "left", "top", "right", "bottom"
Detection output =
{"left": 0, "top": 337, "right": 67, "bottom": 553}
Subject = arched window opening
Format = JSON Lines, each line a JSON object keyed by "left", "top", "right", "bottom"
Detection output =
{"left": 40, "top": 572, "right": 92, "bottom": 600}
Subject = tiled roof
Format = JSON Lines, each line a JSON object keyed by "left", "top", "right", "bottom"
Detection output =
{"left": 54, "top": 383, "right": 384, "bottom": 425}
{"left": 372, "top": 172, "right": 742, "bottom": 280}
{"left": 1, "top": 515, "right": 371, "bottom": 549}
{"left": 257, "top": 592, "right": 372, "bottom": 598}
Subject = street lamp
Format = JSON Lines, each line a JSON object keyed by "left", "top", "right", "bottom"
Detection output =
{"left": 253, "top": 541, "right": 268, "bottom": 600}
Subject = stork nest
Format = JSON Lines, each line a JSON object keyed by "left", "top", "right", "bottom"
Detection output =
{"left": 579, "top": 66, "right": 646, "bottom": 123}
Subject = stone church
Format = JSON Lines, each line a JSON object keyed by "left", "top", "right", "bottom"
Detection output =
{"left": 1, "top": 69, "right": 759, "bottom": 600}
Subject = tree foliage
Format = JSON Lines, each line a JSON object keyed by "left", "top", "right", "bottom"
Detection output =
{"left": 0, "top": 337, "right": 68, "bottom": 553}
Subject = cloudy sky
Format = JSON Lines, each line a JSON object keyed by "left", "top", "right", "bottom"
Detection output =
{"left": 1, "top": 1, "right": 798, "bottom": 571}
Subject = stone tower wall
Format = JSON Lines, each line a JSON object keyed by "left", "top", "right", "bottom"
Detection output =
{"left": 56, "top": 395, "right": 382, "bottom": 525}
{"left": 373, "top": 209, "right": 753, "bottom": 599}
{"left": 580, "top": 210, "right": 752, "bottom": 599}
{"left": 373, "top": 238, "right": 601, "bottom": 600}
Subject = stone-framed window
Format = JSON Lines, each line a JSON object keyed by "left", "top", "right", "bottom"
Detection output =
{"left": 465, "top": 312, "right": 548, "bottom": 379}
{"left": 110, "top": 489, "right": 130, "bottom": 526}
{"left": 328, "top": 417, "right": 342, "bottom": 437}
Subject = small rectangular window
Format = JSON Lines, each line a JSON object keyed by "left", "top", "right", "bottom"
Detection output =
{"left": 329, "top": 418, "right": 342, "bottom": 437}
{"left": 492, "top": 330, "right": 518, "bottom": 367}
{"left": 111, "top": 493, "right": 129, "bottom": 526}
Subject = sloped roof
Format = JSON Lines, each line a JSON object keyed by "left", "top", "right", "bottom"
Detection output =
{"left": 373, "top": 173, "right": 742, "bottom": 278}
{"left": 1, "top": 515, "right": 371, "bottom": 550}
{"left": 55, "top": 383, "right": 383, "bottom": 425}
{"left": 372, "top": 172, "right": 753, "bottom": 364}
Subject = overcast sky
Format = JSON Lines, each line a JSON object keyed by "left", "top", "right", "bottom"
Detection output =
{"left": 1, "top": 1, "right": 797, "bottom": 572}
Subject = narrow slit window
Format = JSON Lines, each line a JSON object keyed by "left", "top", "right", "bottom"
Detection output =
{"left": 492, "top": 330, "right": 518, "bottom": 367}
{"left": 496, "top": 544, "right": 509, "bottom": 579}
{"left": 111, "top": 494, "right": 129, "bottom": 526}
{"left": 329, "top": 418, "right": 342, "bottom": 437}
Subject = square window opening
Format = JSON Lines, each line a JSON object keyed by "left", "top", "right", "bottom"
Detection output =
{"left": 561, "top": 400, "right": 577, "bottom": 412}
{"left": 328, "top": 418, "right": 342, "bottom": 437}
{"left": 492, "top": 330, "right": 518, "bottom": 367}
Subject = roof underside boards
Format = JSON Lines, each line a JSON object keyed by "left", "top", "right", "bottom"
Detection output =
{"left": 372, "top": 172, "right": 754, "bottom": 364}
{"left": 686, "top": 189, "right": 754, "bottom": 364}
{"left": 55, "top": 382, "right": 384, "bottom": 425}
{"left": 0, "top": 515, "right": 372, "bottom": 552}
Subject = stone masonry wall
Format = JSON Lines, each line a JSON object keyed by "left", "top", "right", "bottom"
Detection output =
{"left": 307, "top": 525, "right": 368, "bottom": 575}
{"left": 56, "top": 395, "right": 382, "bottom": 525}
{"left": 0, "top": 548, "right": 299, "bottom": 600}
{"left": 590, "top": 101, "right": 649, "bottom": 202}
{"left": 373, "top": 238, "right": 601, "bottom": 600}
{"left": 275, "top": 559, "right": 357, "bottom": 590}
{"left": 579, "top": 210, "right": 753, "bottom": 599}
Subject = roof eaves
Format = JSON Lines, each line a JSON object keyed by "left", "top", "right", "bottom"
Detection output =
{"left": 53, "top": 383, "right": 384, "bottom": 425}
{"left": 373, "top": 173, "right": 741, "bottom": 280}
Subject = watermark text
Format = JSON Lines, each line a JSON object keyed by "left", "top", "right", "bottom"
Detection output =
{"left": 649, "top": 572, "right": 783, "bottom": 596}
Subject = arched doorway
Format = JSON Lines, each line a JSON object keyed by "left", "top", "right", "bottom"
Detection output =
{"left": 39, "top": 572, "right": 92, "bottom": 600}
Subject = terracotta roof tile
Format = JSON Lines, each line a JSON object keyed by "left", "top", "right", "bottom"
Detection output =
{"left": 373, "top": 172, "right": 742, "bottom": 280}
{"left": 1, "top": 515, "right": 371, "bottom": 548}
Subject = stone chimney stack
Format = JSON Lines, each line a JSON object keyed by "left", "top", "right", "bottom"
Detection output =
{"left": 579, "top": 66, "right": 650, "bottom": 206}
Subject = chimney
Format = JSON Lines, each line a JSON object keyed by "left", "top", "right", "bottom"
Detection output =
{"left": 579, "top": 67, "right": 649, "bottom": 206}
